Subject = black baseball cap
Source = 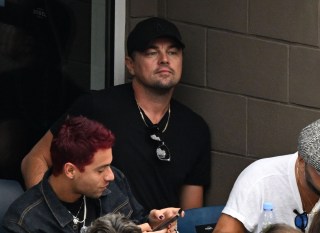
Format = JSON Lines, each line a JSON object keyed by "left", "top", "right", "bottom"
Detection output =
{"left": 127, "top": 17, "right": 185, "bottom": 57}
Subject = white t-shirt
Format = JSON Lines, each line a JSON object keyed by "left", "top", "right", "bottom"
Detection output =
{"left": 222, "top": 152, "right": 320, "bottom": 232}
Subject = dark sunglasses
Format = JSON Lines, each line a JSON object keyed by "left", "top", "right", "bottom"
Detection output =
{"left": 149, "top": 126, "right": 171, "bottom": 162}
{"left": 293, "top": 209, "right": 308, "bottom": 232}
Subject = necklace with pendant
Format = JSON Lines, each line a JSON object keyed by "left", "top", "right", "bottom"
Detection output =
{"left": 68, "top": 195, "right": 87, "bottom": 231}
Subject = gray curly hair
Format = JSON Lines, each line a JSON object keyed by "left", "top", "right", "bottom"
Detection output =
{"left": 85, "top": 213, "right": 142, "bottom": 233}
{"left": 298, "top": 119, "right": 320, "bottom": 172}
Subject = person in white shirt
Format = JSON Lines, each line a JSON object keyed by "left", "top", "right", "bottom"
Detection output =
{"left": 214, "top": 118, "right": 320, "bottom": 233}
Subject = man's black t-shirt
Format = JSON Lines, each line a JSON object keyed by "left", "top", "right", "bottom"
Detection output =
{"left": 52, "top": 83, "right": 211, "bottom": 212}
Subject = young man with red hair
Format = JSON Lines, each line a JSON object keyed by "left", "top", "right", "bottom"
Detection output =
{"left": 3, "top": 116, "right": 181, "bottom": 233}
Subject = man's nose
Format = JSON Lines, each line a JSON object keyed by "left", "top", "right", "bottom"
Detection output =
{"left": 104, "top": 167, "right": 114, "bottom": 181}
{"left": 159, "top": 51, "right": 169, "bottom": 64}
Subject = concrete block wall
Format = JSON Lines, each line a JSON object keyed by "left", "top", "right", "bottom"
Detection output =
{"left": 127, "top": 0, "right": 320, "bottom": 205}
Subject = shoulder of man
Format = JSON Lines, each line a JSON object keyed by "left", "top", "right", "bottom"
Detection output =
{"left": 171, "top": 98, "right": 209, "bottom": 129}
{"left": 79, "top": 83, "right": 133, "bottom": 106}
{"left": 92, "top": 83, "right": 132, "bottom": 97}
{"left": 3, "top": 183, "right": 43, "bottom": 224}
{"left": 238, "top": 153, "right": 296, "bottom": 180}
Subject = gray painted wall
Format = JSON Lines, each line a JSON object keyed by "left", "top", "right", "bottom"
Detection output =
{"left": 126, "top": 0, "right": 320, "bottom": 205}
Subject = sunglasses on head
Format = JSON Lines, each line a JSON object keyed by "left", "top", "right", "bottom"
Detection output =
{"left": 149, "top": 126, "right": 171, "bottom": 162}
{"left": 293, "top": 209, "right": 308, "bottom": 232}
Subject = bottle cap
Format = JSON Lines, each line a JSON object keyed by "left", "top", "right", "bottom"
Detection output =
{"left": 263, "top": 202, "right": 273, "bottom": 210}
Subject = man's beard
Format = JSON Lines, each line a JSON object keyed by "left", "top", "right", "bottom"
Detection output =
{"left": 145, "top": 79, "right": 177, "bottom": 95}
{"left": 153, "top": 82, "right": 175, "bottom": 91}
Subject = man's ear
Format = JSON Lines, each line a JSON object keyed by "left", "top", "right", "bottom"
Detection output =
{"left": 64, "top": 163, "right": 76, "bottom": 179}
{"left": 125, "top": 56, "right": 135, "bottom": 76}
{"left": 297, "top": 154, "right": 306, "bottom": 170}
{"left": 297, "top": 154, "right": 305, "bottom": 163}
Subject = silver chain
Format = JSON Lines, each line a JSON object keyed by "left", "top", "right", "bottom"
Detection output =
{"left": 136, "top": 104, "right": 171, "bottom": 133}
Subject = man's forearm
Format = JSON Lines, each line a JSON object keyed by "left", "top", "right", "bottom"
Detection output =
{"left": 180, "top": 185, "right": 203, "bottom": 209}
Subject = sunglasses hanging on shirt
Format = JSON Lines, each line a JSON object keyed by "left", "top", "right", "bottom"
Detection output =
{"left": 293, "top": 209, "right": 308, "bottom": 232}
{"left": 137, "top": 103, "right": 171, "bottom": 162}
{"left": 149, "top": 126, "right": 171, "bottom": 161}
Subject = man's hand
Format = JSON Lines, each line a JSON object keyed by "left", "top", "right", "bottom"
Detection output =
{"left": 148, "top": 208, "right": 184, "bottom": 232}
{"left": 139, "top": 223, "right": 167, "bottom": 233}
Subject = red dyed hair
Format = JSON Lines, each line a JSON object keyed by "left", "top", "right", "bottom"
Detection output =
{"left": 50, "top": 115, "right": 115, "bottom": 176}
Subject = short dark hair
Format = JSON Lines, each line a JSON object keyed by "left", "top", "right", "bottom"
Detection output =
{"left": 51, "top": 115, "right": 115, "bottom": 175}
{"left": 86, "top": 213, "right": 142, "bottom": 233}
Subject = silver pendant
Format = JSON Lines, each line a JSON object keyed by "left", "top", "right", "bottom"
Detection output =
{"left": 73, "top": 217, "right": 80, "bottom": 225}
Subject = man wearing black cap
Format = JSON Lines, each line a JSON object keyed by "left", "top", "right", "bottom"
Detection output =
{"left": 21, "top": 17, "right": 211, "bottom": 213}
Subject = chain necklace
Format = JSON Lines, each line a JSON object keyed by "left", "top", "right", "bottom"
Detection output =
{"left": 136, "top": 103, "right": 171, "bottom": 133}
{"left": 68, "top": 195, "right": 87, "bottom": 226}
